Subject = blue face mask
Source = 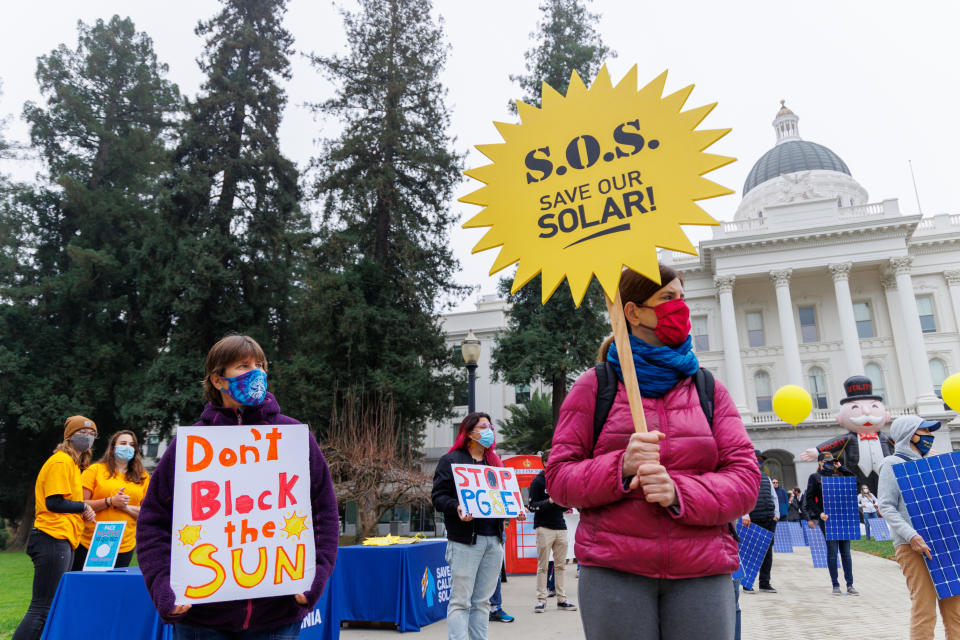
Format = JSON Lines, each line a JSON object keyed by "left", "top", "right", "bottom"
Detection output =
{"left": 221, "top": 368, "right": 268, "bottom": 406}
{"left": 475, "top": 428, "right": 495, "bottom": 449}
{"left": 822, "top": 462, "right": 835, "bottom": 473}
{"left": 114, "top": 445, "right": 135, "bottom": 461}
{"left": 914, "top": 434, "right": 935, "bottom": 456}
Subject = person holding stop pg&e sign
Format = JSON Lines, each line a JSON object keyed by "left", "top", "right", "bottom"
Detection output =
{"left": 13, "top": 416, "right": 97, "bottom": 640}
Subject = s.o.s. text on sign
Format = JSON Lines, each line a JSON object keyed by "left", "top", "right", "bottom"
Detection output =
{"left": 453, "top": 464, "right": 525, "bottom": 519}
{"left": 171, "top": 424, "right": 314, "bottom": 604}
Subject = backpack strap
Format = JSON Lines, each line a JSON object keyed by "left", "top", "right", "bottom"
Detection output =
{"left": 593, "top": 362, "right": 619, "bottom": 451}
{"left": 693, "top": 368, "right": 715, "bottom": 427}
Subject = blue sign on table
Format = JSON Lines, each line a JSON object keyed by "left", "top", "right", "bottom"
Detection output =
{"left": 773, "top": 521, "right": 793, "bottom": 553}
{"left": 83, "top": 521, "right": 126, "bottom": 571}
{"left": 869, "top": 517, "right": 892, "bottom": 541}
{"left": 822, "top": 476, "right": 861, "bottom": 541}
{"left": 733, "top": 522, "right": 773, "bottom": 589}
{"left": 894, "top": 452, "right": 960, "bottom": 599}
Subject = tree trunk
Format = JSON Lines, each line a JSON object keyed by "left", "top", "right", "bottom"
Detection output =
{"left": 11, "top": 493, "right": 35, "bottom": 551}
{"left": 551, "top": 372, "right": 567, "bottom": 429}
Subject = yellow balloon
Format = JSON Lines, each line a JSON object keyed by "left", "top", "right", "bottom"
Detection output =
{"left": 773, "top": 385, "right": 813, "bottom": 426}
{"left": 942, "top": 373, "right": 960, "bottom": 413}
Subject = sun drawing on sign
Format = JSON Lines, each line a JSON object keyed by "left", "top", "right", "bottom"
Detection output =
{"left": 177, "top": 523, "right": 202, "bottom": 547}
{"left": 280, "top": 511, "right": 309, "bottom": 540}
{"left": 460, "top": 66, "right": 734, "bottom": 306}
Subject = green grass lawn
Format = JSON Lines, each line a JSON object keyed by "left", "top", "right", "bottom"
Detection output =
{"left": 850, "top": 538, "right": 896, "bottom": 560}
{"left": 0, "top": 551, "right": 32, "bottom": 640}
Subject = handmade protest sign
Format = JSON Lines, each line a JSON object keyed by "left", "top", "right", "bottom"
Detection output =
{"left": 171, "top": 424, "right": 314, "bottom": 605}
{"left": 461, "top": 66, "right": 733, "bottom": 433}
{"left": 452, "top": 464, "right": 525, "bottom": 518}
{"left": 83, "top": 521, "right": 126, "bottom": 571}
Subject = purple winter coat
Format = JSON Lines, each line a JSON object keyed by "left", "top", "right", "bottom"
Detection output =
{"left": 136, "top": 393, "right": 339, "bottom": 632}
{"left": 546, "top": 369, "right": 759, "bottom": 579}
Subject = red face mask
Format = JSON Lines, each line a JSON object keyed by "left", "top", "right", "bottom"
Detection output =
{"left": 643, "top": 298, "right": 691, "bottom": 347}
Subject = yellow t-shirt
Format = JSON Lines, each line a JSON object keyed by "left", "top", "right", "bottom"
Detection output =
{"left": 79, "top": 462, "right": 150, "bottom": 552}
{"left": 33, "top": 450, "right": 84, "bottom": 548}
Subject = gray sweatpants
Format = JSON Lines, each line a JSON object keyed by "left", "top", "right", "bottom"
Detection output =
{"left": 579, "top": 566, "right": 735, "bottom": 640}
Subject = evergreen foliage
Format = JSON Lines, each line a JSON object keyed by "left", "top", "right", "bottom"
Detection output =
{"left": 491, "top": 0, "right": 612, "bottom": 426}
{"left": 295, "top": 0, "right": 465, "bottom": 445}
{"left": 0, "top": 16, "right": 181, "bottom": 534}
{"left": 497, "top": 391, "right": 555, "bottom": 455}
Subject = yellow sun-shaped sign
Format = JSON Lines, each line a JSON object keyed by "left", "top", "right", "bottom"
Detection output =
{"left": 280, "top": 511, "right": 309, "bottom": 540}
{"left": 177, "top": 523, "right": 202, "bottom": 547}
{"left": 461, "top": 66, "right": 735, "bottom": 305}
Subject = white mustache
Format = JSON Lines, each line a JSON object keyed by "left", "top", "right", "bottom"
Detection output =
{"left": 849, "top": 413, "right": 884, "bottom": 425}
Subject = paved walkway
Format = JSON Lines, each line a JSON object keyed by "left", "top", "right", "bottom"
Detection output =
{"left": 340, "top": 547, "right": 949, "bottom": 639}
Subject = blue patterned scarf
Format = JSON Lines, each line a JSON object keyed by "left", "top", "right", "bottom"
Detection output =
{"left": 607, "top": 334, "right": 700, "bottom": 398}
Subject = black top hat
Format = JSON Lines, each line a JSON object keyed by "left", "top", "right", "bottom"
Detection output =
{"left": 839, "top": 375, "right": 883, "bottom": 405}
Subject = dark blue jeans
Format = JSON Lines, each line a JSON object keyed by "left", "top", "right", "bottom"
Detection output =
{"left": 12, "top": 529, "right": 74, "bottom": 640}
{"left": 825, "top": 539, "right": 854, "bottom": 588}
{"left": 863, "top": 512, "right": 879, "bottom": 539}
{"left": 172, "top": 621, "right": 302, "bottom": 639}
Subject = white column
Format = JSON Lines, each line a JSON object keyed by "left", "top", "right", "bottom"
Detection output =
{"left": 945, "top": 270, "right": 960, "bottom": 333}
{"left": 889, "top": 257, "right": 939, "bottom": 410}
{"left": 770, "top": 269, "right": 803, "bottom": 385}
{"left": 828, "top": 262, "right": 864, "bottom": 376}
{"left": 881, "top": 275, "right": 914, "bottom": 405}
{"left": 715, "top": 275, "right": 750, "bottom": 417}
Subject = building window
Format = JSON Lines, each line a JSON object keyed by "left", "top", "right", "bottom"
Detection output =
{"left": 865, "top": 363, "right": 886, "bottom": 402}
{"left": 808, "top": 367, "right": 828, "bottom": 409}
{"left": 755, "top": 371, "right": 773, "bottom": 413}
{"left": 747, "top": 312, "right": 765, "bottom": 347}
{"left": 798, "top": 306, "right": 819, "bottom": 343}
{"left": 854, "top": 302, "right": 874, "bottom": 339}
{"left": 692, "top": 315, "right": 710, "bottom": 351}
{"left": 930, "top": 359, "right": 949, "bottom": 397}
{"left": 514, "top": 383, "right": 531, "bottom": 404}
{"left": 146, "top": 436, "right": 159, "bottom": 459}
{"left": 916, "top": 295, "right": 937, "bottom": 333}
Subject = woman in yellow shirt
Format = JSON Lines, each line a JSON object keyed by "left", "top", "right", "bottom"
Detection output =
{"left": 71, "top": 430, "right": 150, "bottom": 571}
{"left": 13, "top": 416, "right": 97, "bottom": 640}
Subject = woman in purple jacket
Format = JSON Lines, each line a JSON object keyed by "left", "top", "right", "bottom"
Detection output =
{"left": 546, "top": 265, "right": 760, "bottom": 640}
{"left": 137, "top": 335, "right": 339, "bottom": 639}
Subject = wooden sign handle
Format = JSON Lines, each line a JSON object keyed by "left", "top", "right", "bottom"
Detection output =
{"left": 605, "top": 290, "right": 648, "bottom": 433}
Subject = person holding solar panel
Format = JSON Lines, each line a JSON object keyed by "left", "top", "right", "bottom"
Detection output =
{"left": 804, "top": 451, "right": 859, "bottom": 596}
{"left": 878, "top": 415, "right": 960, "bottom": 639}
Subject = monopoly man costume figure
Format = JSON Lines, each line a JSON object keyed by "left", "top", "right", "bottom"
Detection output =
{"left": 801, "top": 375, "right": 894, "bottom": 495}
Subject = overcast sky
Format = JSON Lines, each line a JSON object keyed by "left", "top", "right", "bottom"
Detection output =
{"left": 2, "top": 1, "right": 958, "bottom": 311}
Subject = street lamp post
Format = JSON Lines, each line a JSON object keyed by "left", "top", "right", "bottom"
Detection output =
{"left": 461, "top": 329, "right": 481, "bottom": 414}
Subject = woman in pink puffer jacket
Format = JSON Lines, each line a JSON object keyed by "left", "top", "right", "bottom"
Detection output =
{"left": 546, "top": 265, "right": 759, "bottom": 640}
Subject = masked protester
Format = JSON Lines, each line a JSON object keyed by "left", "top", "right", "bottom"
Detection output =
{"left": 546, "top": 265, "right": 760, "bottom": 640}
{"left": 13, "top": 417, "right": 98, "bottom": 640}
{"left": 137, "top": 334, "right": 339, "bottom": 639}
{"left": 71, "top": 430, "right": 150, "bottom": 571}
{"left": 878, "top": 416, "right": 960, "bottom": 638}
{"left": 804, "top": 452, "right": 859, "bottom": 596}
{"left": 432, "top": 413, "right": 527, "bottom": 640}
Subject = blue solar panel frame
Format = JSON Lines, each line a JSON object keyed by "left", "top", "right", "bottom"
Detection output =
{"left": 894, "top": 452, "right": 960, "bottom": 599}
{"left": 773, "top": 521, "right": 794, "bottom": 553}
{"left": 807, "top": 524, "right": 829, "bottom": 568}
{"left": 734, "top": 521, "right": 774, "bottom": 589}
{"left": 822, "top": 476, "right": 861, "bottom": 541}
{"left": 869, "top": 517, "right": 892, "bottom": 541}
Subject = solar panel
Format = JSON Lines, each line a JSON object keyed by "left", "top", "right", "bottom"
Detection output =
{"left": 822, "top": 476, "right": 861, "bottom": 541}
{"left": 807, "top": 524, "right": 829, "bottom": 568}
{"left": 786, "top": 521, "right": 808, "bottom": 547}
{"left": 868, "top": 517, "right": 892, "bottom": 541}
{"left": 893, "top": 452, "right": 960, "bottom": 599}
{"left": 773, "top": 521, "right": 794, "bottom": 553}
{"left": 733, "top": 521, "right": 774, "bottom": 589}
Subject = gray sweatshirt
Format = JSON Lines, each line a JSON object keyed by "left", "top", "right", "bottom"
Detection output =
{"left": 877, "top": 415, "right": 925, "bottom": 547}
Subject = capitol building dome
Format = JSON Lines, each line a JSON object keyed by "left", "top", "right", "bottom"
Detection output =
{"left": 734, "top": 102, "right": 868, "bottom": 220}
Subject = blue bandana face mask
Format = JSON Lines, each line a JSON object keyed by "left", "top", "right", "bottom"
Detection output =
{"left": 114, "top": 445, "right": 135, "bottom": 461}
{"left": 221, "top": 368, "right": 268, "bottom": 406}
{"left": 914, "top": 434, "right": 935, "bottom": 456}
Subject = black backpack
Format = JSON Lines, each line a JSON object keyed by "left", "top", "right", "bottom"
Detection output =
{"left": 592, "top": 362, "right": 715, "bottom": 450}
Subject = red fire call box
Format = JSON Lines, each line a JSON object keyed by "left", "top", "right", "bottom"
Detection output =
{"left": 501, "top": 455, "right": 544, "bottom": 574}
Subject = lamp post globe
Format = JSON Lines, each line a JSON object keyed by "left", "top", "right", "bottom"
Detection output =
{"left": 461, "top": 329, "right": 481, "bottom": 414}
